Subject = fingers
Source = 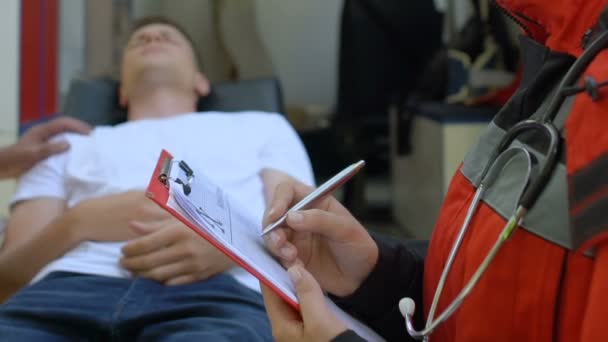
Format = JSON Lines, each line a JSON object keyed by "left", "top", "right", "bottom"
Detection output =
{"left": 288, "top": 265, "right": 348, "bottom": 340}
{"left": 165, "top": 274, "right": 199, "bottom": 286}
{"left": 129, "top": 249, "right": 229, "bottom": 285}
{"left": 263, "top": 181, "right": 315, "bottom": 227}
{"left": 34, "top": 140, "right": 71, "bottom": 160}
{"left": 138, "top": 261, "right": 195, "bottom": 283}
{"left": 286, "top": 209, "right": 360, "bottom": 242}
{"left": 262, "top": 180, "right": 350, "bottom": 265}
{"left": 122, "top": 223, "right": 232, "bottom": 285}
{"left": 263, "top": 230, "right": 299, "bottom": 265}
{"left": 37, "top": 117, "right": 92, "bottom": 139}
{"left": 120, "top": 243, "right": 184, "bottom": 271}
{"left": 261, "top": 180, "right": 318, "bottom": 265}
{"left": 9, "top": 117, "right": 91, "bottom": 175}
{"left": 263, "top": 182, "right": 297, "bottom": 227}
{"left": 288, "top": 265, "right": 327, "bottom": 320}
{"left": 262, "top": 284, "right": 301, "bottom": 322}
{"left": 122, "top": 221, "right": 183, "bottom": 257}
{"left": 9, "top": 117, "right": 91, "bottom": 174}
{"left": 122, "top": 237, "right": 205, "bottom": 284}
{"left": 264, "top": 208, "right": 363, "bottom": 265}
{"left": 124, "top": 244, "right": 228, "bottom": 285}
{"left": 261, "top": 283, "right": 302, "bottom": 340}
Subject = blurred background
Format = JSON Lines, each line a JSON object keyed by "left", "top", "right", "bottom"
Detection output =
{"left": 0, "top": 0, "right": 521, "bottom": 240}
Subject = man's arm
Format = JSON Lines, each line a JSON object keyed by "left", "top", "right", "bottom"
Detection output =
{"left": 0, "top": 128, "right": 79, "bottom": 297}
{"left": 0, "top": 198, "right": 79, "bottom": 301}
{"left": 0, "top": 191, "right": 163, "bottom": 301}
{"left": 61, "top": 191, "right": 165, "bottom": 242}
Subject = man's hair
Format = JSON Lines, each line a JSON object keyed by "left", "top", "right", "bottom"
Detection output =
{"left": 128, "top": 16, "right": 202, "bottom": 67}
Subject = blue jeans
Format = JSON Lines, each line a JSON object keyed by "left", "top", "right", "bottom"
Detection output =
{"left": 0, "top": 272, "right": 272, "bottom": 341}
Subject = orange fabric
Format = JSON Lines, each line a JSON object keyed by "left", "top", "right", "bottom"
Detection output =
{"left": 419, "top": 1, "right": 608, "bottom": 340}
{"left": 580, "top": 244, "right": 608, "bottom": 341}
{"left": 564, "top": 50, "right": 608, "bottom": 175}
{"left": 425, "top": 172, "right": 566, "bottom": 341}
{"left": 496, "top": 0, "right": 608, "bottom": 57}
{"left": 555, "top": 253, "right": 593, "bottom": 342}
{"left": 563, "top": 39, "right": 608, "bottom": 342}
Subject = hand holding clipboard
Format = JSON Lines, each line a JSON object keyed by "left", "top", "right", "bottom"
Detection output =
{"left": 146, "top": 150, "right": 382, "bottom": 341}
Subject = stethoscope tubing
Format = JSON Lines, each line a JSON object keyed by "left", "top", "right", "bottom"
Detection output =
{"left": 406, "top": 207, "right": 527, "bottom": 340}
{"left": 414, "top": 147, "right": 534, "bottom": 339}
{"left": 425, "top": 146, "right": 534, "bottom": 328}
{"left": 407, "top": 123, "right": 558, "bottom": 340}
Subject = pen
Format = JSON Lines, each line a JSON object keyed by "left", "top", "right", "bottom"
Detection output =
{"left": 261, "top": 160, "right": 365, "bottom": 236}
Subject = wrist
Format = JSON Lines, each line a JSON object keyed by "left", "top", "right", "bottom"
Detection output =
{"left": 338, "top": 238, "right": 380, "bottom": 297}
{"left": 60, "top": 203, "right": 87, "bottom": 244}
{"left": 63, "top": 194, "right": 124, "bottom": 242}
{"left": 352, "top": 241, "right": 380, "bottom": 293}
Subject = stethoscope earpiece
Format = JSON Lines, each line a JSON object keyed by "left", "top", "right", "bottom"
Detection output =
{"left": 399, "top": 297, "right": 416, "bottom": 318}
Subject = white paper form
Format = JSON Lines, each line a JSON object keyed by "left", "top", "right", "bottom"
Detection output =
{"left": 166, "top": 163, "right": 383, "bottom": 341}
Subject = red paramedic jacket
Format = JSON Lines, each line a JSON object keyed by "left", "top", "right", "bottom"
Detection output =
{"left": 424, "top": 0, "right": 608, "bottom": 341}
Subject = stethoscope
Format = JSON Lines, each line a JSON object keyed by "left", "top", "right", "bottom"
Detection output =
{"left": 399, "top": 29, "right": 608, "bottom": 340}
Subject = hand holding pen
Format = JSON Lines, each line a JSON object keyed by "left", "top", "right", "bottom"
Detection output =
{"left": 262, "top": 160, "right": 365, "bottom": 236}
{"left": 261, "top": 161, "right": 379, "bottom": 297}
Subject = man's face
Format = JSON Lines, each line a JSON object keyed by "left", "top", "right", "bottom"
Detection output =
{"left": 120, "top": 23, "right": 207, "bottom": 105}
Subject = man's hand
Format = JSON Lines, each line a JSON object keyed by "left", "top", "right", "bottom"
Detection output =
{"left": 120, "top": 219, "right": 234, "bottom": 285}
{"left": 263, "top": 180, "right": 379, "bottom": 297}
{"left": 262, "top": 264, "right": 348, "bottom": 342}
{"left": 69, "top": 191, "right": 169, "bottom": 243}
{"left": 0, "top": 117, "right": 91, "bottom": 179}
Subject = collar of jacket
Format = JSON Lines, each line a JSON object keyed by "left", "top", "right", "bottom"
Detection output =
{"left": 495, "top": 0, "right": 608, "bottom": 56}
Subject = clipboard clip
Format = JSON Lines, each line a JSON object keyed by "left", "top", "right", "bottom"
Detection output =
{"left": 158, "top": 156, "right": 195, "bottom": 195}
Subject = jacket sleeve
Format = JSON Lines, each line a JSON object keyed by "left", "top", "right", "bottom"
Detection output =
{"left": 331, "top": 330, "right": 368, "bottom": 342}
{"left": 330, "top": 233, "right": 425, "bottom": 342}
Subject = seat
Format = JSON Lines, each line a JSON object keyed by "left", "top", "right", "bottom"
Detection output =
{"left": 61, "top": 77, "right": 285, "bottom": 126}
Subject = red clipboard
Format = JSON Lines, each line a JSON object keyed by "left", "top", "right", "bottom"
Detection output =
{"left": 146, "top": 149, "right": 299, "bottom": 310}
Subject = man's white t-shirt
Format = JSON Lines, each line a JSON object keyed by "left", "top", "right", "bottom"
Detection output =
{"left": 11, "top": 112, "right": 315, "bottom": 292}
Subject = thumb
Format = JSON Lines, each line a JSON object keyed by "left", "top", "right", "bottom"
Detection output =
{"left": 286, "top": 209, "right": 362, "bottom": 242}
{"left": 289, "top": 265, "right": 349, "bottom": 340}
{"left": 288, "top": 265, "right": 329, "bottom": 320}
